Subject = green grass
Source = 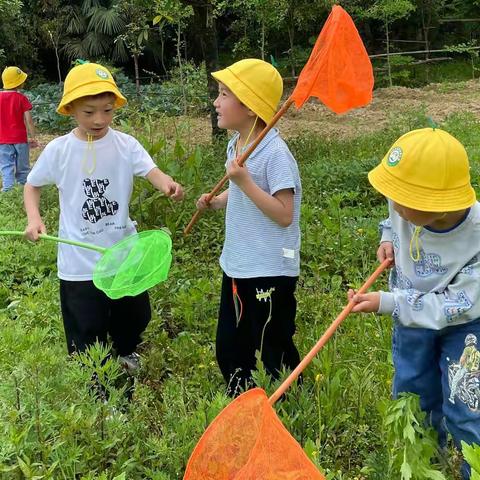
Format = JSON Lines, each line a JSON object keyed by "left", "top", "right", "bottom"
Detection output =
{"left": 1, "top": 110, "right": 478, "bottom": 479}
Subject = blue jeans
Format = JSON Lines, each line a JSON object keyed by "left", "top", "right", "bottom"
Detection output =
{"left": 393, "top": 320, "right": 480, "bottom": 479}
{"left": 0, "top": 143, "right": 30, "bottom": 191}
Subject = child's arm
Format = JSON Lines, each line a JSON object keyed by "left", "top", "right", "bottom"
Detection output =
{"left": 146, "top": 168, "right": 184, "bottom": 201}
{"left": 24, "top": 183, "right": 46, "bottom": 241}
{"left": 348, "top": 258, "right": 480, "bottom": 329}
{"left": 196, "top": 189, "right": 229, "bottom": 211}
{"left": 378, "top": 217, "right": 395, "bottom": 266}
{"left": 347, "top": 290, "right": 380, "bottom": 313}
{"left": 227, "top": 161, "right": 294, "bottom": 227}
{"left": 377, "top": 242, "right": 394, "bottom": 264}
{"left": 24, "top": 111, "right": 39, "bottom": 147}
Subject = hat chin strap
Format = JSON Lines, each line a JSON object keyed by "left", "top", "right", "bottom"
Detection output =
{"left": 409, "top": 226, "right": 422, "bottom": 262}
{"left": 82, "top": 133, "right": 97, "bottom": 175}
{"left": 236, "top": 116, "right": 259, "bottom": 156}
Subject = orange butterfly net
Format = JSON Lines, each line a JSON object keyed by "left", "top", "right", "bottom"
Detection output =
{"left": 184, "top": 5, "right": 374, "bottom": 235}
{"left": 183, "top": 261, "right": 390, "bottom": 479}
{"left": 291, "top": 5, "right": 373, "bottom": 111}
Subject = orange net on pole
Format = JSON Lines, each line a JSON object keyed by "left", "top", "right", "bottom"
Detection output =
{"left": 183, "top": 388, "right": 325, "bottom": 480}
{"left": 183, "top": 261, "right": 390, "bottom": 479}
{"left": 291, "top": 5, "right": 374, "bottom": 113}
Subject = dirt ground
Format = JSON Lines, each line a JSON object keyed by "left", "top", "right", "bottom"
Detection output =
{"left": 33, "top": 79, "right": 480, "bottom": 163}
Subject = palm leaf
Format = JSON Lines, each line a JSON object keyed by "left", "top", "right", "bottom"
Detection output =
{"left": 63, "top": 6, "right": 87, "bottom": 35}
{"left": 88, "top": 7, "right": 126, "bottom": 36}
{"left": 112, "top": 37, "right": 129, "bottom": 62}
{"left": 82, "top": 31, "right": 112, "bottom": 56}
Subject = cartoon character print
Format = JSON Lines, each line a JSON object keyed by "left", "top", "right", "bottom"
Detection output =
{"left": 378, "top": 218, "right": 392, "bottom": 237}
{"left": 81, "top": 178, "right": 119, "bottom": 224}
{"left": 390, "top": 266, "right": 424, "bottom": 311}
{"left": 414, "top": 251, "right": 448, "bottom": 277}
{"left": 459, "top": 256, "right": 478, "bottom": 276}
{"left": 392, "top": 232, "right": 400, "bottom": 252}
{"left": 444, "top": 290, "right": 473, "bottom": 323}
{"left": 448, "top": 334, "right": 480, "bottom": 411}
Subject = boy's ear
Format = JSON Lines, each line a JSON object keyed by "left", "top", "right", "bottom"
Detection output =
{"left": 63, "top": 103, "right": 73, "bottom": 114}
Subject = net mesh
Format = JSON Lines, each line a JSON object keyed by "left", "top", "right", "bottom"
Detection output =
{"left": 93, "top": 230, "right": 172, "bottom": 299}
{"left": 291, "top": 5, "right": 373, "bottom": 114}
{"left": 184, "top": 388, "right": 325, "bottom": 480}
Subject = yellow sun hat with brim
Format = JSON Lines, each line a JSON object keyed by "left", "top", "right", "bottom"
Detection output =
{"left": 368, "top": 128, "right": 476, "bottom": 212}
{"left": 57, "top": 62, "right": 127, "bottom": 115}
{"left": 212, "top": 59, "right": 283, "bottom": 124}
{"left": 2, "top": 66, "right": 28, "bottom": 90}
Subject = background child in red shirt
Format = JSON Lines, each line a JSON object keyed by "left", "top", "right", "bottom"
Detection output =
{"left": 0, "top": 66, "right": 38, "bottom": 192}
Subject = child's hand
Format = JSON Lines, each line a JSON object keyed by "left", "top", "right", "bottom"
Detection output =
{"left": 347, "top": 289, "right": 380, "bottom": 313}
{"left": 29, "top": 139, "right": 40, "bottom": 148}
{"left": 196, "top": 193, "right": 214, "bottom": 211}
{"left": 377, "top": 241, "right": 395, "bottom": 266}
{"left": 25, "top": 219, "right": 46, "bottom": 242}
{"left": 227, "top": 160, "right": 251, "bottom": 189}
{"left": 163, "top": 179, "right": 184, "bottom": 201}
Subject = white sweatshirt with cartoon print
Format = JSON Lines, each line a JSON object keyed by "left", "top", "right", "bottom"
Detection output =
{"left": 378, "top": 201, "right": 480, "bottom": 330}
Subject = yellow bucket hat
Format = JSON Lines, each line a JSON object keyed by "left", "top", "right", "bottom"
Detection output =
{"left": 2, "top": 66, "right": 28, "bottom": 90}
{"left": 57, "top": 62, "right": 126, "bottom": 115}
{"left": 212, "top": 59, "right": 283, "bottom": 124}
{"left": 368, "top": 128, "right": 476, "bottom": 212}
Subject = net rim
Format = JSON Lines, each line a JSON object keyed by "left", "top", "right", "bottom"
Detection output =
{"left": 93, "top": 229, "right": 173, "bottom": 298}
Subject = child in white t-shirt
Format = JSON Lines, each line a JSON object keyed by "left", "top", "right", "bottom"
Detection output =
{"left": 24, "top": 62, "right": 183, "bottom": 370}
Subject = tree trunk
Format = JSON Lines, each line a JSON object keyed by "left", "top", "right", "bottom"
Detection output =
{"left": 54, "top": 41, "right": 62, "bottom": 84}
{"left": 261, "top": 19, "right": 265, "bottom": 60}
{"left": 185, "top": 0, "right": 225, "bottom": 140}
{"left": 385, "top": 18, "right": 393, "bottom": 87}
{"left": 159, "top": 26, "right": 167, "bottom": 75}
{"left": 287, "top": 3, "right": 296, "bottom": 77}
{"left": 133, "top": 52, "right": 140, "bottom": 96}
{"left": 176, "top": 23, "right": 188, "bottom": 115}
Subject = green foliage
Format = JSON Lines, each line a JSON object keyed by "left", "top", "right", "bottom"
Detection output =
{"left": 444, "top": 41, "right": 480, "bottom": 79}
{"left": 366, "top": 0, "right": 416, "bottom": 22}
{"left": 25, "top": 62, "right": 208, "bottom": 133}
{"left": 462, "top": 442, "right": 480, "bottom": 480}
{"left": 1, "top": 110, "right": 477, "bottom": 478}
{"left": 377, "top": 393, "right": 446, "bottom": 479}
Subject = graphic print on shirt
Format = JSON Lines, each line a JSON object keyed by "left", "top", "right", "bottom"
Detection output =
{"left": 390, "top": 266, "right": 424, "bottom": 311}
{"left": 81, "top": 178, "right": 119, "bottom": 224}
{"left": 444, "top": 290, "right": 473, "bottom": 323}
{"left": 448, "top": 333, "right": 480, "bottom": 411}
{"left": 392, "top": 232, "right": 400, "bottom": 251}
{"left": 459, "top": 255, "right": 478, "bottom": 276}
{"left": 414, "top": 251, "right": 448, "bottom": 277}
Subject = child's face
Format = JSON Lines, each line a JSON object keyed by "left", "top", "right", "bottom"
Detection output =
{"left": 213, "top": 82, "right": 253, "bottom": 130}
{"left": 69, "top": 95, "right": 115, "bottom": 140}
{"left": 392, "top": 202, "right": 444, "bottom": 226}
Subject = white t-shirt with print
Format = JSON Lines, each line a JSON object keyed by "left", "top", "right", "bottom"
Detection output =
{"left": 27, "top": 128, "right": 156, "bottom": 281}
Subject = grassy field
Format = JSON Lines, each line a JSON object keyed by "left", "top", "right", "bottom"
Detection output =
{"left": 1, "top": 87, "right": 480, "bottom": 478}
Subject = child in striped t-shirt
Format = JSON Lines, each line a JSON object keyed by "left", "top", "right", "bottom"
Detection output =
{"left": 196, "top": 59, "right": 302, "bottom": 396}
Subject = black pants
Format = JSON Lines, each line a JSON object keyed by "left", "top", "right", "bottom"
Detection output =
{"left": 217, "top": 272, "right": 300, "bottom": 396}
{"left": 60, "top": 280, "right": 151, "bottom": 355}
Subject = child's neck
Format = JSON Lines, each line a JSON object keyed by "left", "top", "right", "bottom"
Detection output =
{"left": 427, "top": 209, "right": 469, "bottom": 231}
{"left": 236, "top": 119, "right": 264, "bottom": 153}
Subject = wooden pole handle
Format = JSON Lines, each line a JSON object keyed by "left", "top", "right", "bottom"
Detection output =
{"left": 268, "top": 259, "right": 391, "bottom": 405}
{"left": 184, "top": 98, "right": 294, "bottom": 235}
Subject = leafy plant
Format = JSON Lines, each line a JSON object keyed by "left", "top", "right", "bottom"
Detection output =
{"left": 378, "top": 393, "right": 446, "bottom": 480}
{"left": 462, "top": 442, "right": 480, "bottom": 480}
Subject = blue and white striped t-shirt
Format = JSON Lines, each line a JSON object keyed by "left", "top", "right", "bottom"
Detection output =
{"left": 220, "top": 128, "right": 301, "bottom": 278}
